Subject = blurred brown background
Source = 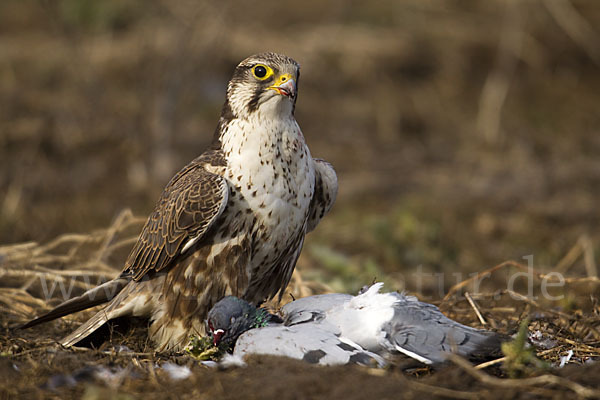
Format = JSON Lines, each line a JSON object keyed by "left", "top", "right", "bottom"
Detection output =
{"left": 1, "top": 0, "right": 599, "bottom": 294}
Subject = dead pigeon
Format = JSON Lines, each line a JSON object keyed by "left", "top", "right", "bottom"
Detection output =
{"left": 207, "top": 283, "right": 505, "bottom": 366}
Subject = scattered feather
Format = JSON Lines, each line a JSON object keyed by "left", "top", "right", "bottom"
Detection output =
{"left": 160, "top": 363, "right": 191, "bottom": 380}
{"left": 559, "top": 350, "right": 574, "bottom": 368}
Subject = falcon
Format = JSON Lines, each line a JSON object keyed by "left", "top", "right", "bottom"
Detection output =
{"left": 207, "top": 283, "right": 505, "bottom": 366}
{"left": 21, "top": 52, "right": 338, "bottom": 351}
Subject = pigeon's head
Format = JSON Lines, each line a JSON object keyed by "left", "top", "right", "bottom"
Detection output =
{"left": 225, "top": 52, "right": 300, "bottom": 119}
{"left": 206, "top": 296, "right": 273, "bottom": 347}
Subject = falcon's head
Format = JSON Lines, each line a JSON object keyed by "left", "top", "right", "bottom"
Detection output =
{"left": 224, "top": 52, "right": 300, "bottom": 119}
{"left": 206, "top": 296, "right": 277, "bottom": 347}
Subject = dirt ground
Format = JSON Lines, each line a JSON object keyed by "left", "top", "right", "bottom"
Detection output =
{"left": 1, "top": 0, "right": 600, "bottom": 399}
{"left": 1, "top": 348, "right": 600, "bottom": 400}
{"left": 2, "top": 291, "right": 600, "bottom": 400}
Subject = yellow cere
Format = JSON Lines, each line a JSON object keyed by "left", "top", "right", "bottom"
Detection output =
{"left": 267, "top": 73, "right": 294, "bottom": 97}
{"left": 272, "top": 73, "right": 292, "bottom": 86}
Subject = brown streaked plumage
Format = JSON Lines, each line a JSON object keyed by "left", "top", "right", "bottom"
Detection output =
{"left": 125, "top": 149, "right": 229, "bottom": 282}
{"left": 21, "top": 53, "right": 338, "bottom": 351}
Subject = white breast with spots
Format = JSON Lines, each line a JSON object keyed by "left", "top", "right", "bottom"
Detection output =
{"left": 221, "top": 116, "right": 315, "bottom": 267}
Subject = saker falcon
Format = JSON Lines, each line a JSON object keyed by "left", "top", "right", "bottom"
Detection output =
{"left": 22, "top": 52, "right": 338, "bottom": 351}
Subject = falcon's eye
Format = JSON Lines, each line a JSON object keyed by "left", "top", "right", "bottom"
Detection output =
{"left": 254, "top": 66, "right": 266, "bottom": 77}
{"left": 252, "top": 64, "right": 273, "bottom": 80}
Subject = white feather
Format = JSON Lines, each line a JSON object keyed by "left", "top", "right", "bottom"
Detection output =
{"left": 325, "top": 283, "right": 396, "bottom": 351}
{"left": 393, "top": 345, "right": 433, "bottom": 365}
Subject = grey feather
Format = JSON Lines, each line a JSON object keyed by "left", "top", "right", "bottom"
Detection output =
{"left": 281, "top": 293, "right": 352, "bottom": 326}
{"left": 234, "top": 324, "right": 385, "bottom": 367}
{"left": 380, "top": 292, "right": 504, "bottom": 364}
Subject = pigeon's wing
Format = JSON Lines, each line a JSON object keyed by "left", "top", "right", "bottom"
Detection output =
{"left": 383, "top": 297, "right": 504, "bottom": 364}
{"left": 306, "top": 159, "right": 337, "bottom": 232}
{"left": 233, "top": 324, "right": 385, "bottom": 367}
{"left": 124, "top": 155, "right": 228, "bottom": 281}
{"left": 281, "top": 293, "right": 352, "bottom": 326}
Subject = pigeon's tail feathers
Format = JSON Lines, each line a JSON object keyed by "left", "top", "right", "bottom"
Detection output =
{"left": 387, "top": 325, "right": 504, "bottom": 365}
{"left": 385, "top": 300, "right": 507, "bottom": 365}
{"left": 457, "top": 329, "right": 506, "bottom": 361}
{"left": 20, "top": 277, "right": 129, "bottom": 329}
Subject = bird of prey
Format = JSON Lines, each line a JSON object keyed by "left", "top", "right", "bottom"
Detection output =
{"left": 21, "top": 52, "right": 338, "bottom": 351}
{"left": 206, "top": 283, "right": 505, "bottom": 366}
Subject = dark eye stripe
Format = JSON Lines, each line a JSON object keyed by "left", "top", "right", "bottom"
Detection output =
{"left": 247, "top": 87, "right": 262, "bottom": 112}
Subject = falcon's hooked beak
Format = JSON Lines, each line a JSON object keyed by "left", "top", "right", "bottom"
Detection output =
{"left": 212, "top": 329, "right": 225, "bottom": 346}
{"left": 268, "top": 73, "right": 296, "bottom": 99}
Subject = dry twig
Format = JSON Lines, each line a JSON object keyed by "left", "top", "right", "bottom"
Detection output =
{"left": 465, "top": 292, "right": 487, "bottom": 325}
{"left": 448, "top": 354, "right": 600, "bottom": 398}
